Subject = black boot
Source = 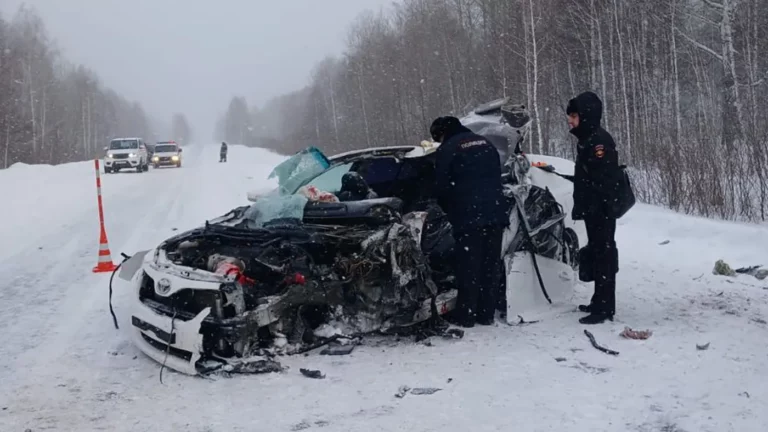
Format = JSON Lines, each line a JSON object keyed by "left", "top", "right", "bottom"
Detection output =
{"left": 578, "top": 304, "right": 592, "bottom": 313}
{"left": 476, "top": 315, "right": 495, "bottom": 326}
{"left": 579, "top": 312, "right": 613, "bottom": 325}
{"left": 444, "top": 310, "right": 475, "bottom": 328}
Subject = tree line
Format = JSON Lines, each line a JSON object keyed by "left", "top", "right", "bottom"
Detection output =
{"left": 0, "top": 6, "right": 191, "bottom": 169}
{"left": 218, "top": 0, "right": 767, "bottom": 222}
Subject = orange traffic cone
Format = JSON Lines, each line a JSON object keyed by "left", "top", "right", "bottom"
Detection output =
{"left": 93, "top": 227, "right": 118, "bottom": 273}
{"left": 92, "top": 158, "right": 118, "bottom": 273}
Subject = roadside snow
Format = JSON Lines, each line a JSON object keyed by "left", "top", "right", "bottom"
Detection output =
{"left": 0, "top": 144, "right": 767, "bottom": 432}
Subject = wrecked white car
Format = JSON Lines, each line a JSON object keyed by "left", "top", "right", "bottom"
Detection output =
{"left": 116, "top": 99, "right": 585, "bottom": 376}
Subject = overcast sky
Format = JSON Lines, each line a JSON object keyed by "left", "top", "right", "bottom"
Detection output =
{"left": 1, "top": 0, "right": 397, "bottom": 140}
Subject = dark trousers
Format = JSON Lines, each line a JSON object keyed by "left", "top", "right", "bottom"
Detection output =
{"left": 454, "top": 225, "right": 504, "bottom": 323}
{"left": 584, "top": 217, "right": 618, "bottom": 315}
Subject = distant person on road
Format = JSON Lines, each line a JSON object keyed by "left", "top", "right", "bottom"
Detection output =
{"left": 220, "top": 142, "right": 228, "bottom": 162}
{"left": 430, "top": 116, "right": 508, "bottom": 328}
{"left": 566, "top": 91, "right": 625, "bottom": 325}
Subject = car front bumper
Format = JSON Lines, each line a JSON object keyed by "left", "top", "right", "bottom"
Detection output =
{"left": 152, "top": 156, "right": 180, "bottom": 166}
{"left": 131, "top": 301, "right": 209, "bottom": 376}
{"left": 105, "top": 157, "right": 140, "bottom": 169}
{"left": 129, "top": 259, "right": 224, "bottom": 375}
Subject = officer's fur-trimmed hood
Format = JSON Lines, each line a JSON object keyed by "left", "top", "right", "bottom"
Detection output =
{"left": 567, "top": 91, "right": 603, "bottom": 139}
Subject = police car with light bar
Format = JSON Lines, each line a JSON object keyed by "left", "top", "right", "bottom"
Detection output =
{"left": 151, "top": 141, "right": 183, "bottom": 168}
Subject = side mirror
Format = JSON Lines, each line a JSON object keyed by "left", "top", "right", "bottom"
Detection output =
{"left": 103, "top": 147, "right": 108, "bottom": 151}
{"left": 178, "top": 148, "right": 183, "bottom": 153}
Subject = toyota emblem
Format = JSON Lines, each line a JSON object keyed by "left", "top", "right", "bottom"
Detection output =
{"left": 156, "top": 278, "right": 172, "bottom": 295}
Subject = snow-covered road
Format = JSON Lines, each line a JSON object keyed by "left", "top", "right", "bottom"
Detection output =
{"left": 1, "top": 144, "right": 767, "bottom": 432}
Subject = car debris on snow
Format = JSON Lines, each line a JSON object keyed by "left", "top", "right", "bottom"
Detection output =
{"left": 395, "top": 385, "right": 442, "bottom": 398}
{"left": 395, "top": 385, "right": 411, "bottom": 398}
{"left": 410, "top": 387, "right": 442, "bottom": 395}
{"left": 583, "top": 330, "right": 620, "bottom": 356}
{"left": 299, "top": 368, "right": 325, "bottom": 379}
{"left": 713, "top": 259, "right": 737, "bottom": 277}
{"left": 735, "top": 265, "right": 768, "bottom": 281}
{"left": 620, "top": 327, "right": 653, "bottom": 340}
{"left": 320, "top": 344, "right": 355, "bottom": 356}
{"left": 217, "top": 358, "right": 284, "bottom": 376}
{"left": 713, "top": 260, "right": 768, "bottom": 282}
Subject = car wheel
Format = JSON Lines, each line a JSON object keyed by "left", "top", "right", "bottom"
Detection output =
{"left": 562, "top": 228, "right": 579, "bottom": 270}
{"left": 104, "top": 167, "right": 111, "bottom": 174}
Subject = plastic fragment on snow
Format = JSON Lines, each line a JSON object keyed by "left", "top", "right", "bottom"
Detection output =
{"left": 300, "top": 368, "right": 325, "bottom": 379}
{"left": 620, "top": 327, "right": 653, "bottom": 340}
{"left": 395, "top": 386, "right": 441, "bottom": 398}
{"left": 443, "top": 328, "right": 464, "bottom": 339}
{"left": 411, "top": 387, "right": 442, "bottom": 395}
{"left": 320, "top": 344, "right": 355, "bottom": 356}
{"left": 735, "top": 265, "right": 768, "bottom": 281}
{"left": 395, "top": 385, "right": 411, "bottom": 398}
{"left": 222, "top": 359, "right": 284, "bottom": 375}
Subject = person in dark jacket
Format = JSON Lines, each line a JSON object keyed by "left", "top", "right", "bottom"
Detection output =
{"left": 430, "top": 116, "right": 508, "bottom": 328}
{"left": 337, "top": 172, "right": 378, "bottom": 201}
{"left": 220, "top": 142, "right": 228, "bottom": 162}
{"left": 566, "top": 91, "right": 623, "bottom": 325}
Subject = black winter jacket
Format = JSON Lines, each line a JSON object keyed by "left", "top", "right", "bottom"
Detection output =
{"left": 434, "top": 124, "right": 508, "bottom": 231}
{"left": 568, "top": 92, "right": 623, "bottom": 221}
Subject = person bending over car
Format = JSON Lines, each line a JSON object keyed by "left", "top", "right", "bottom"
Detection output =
{"left": 566, "top": 91, "right": 625, "bottom": 325}
{"left": 430, "top": 116, "right": 508, "bottom": 328}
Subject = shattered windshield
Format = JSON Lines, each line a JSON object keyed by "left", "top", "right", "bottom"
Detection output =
{"left": 269, "top": 146, "right": 331, "bottom": 195}
{"left": 301, "top": 163, "right": 353, "bottom": 194}
{"left": 243, "top": 194, "right": 309, "bottom": 228}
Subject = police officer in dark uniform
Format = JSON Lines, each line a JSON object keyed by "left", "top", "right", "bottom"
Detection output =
{"left": 566, "top": 91, "right": 623, "bottom": 325}
{"left": 430, "top": 116, "right": 508, "bottom": 328}
{"left": 220, "top": 142, "right": 228, "bottom": 162}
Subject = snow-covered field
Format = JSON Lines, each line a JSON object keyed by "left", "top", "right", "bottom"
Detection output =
{"left": 1, "top": 143, "right": 767, "bottom": 432}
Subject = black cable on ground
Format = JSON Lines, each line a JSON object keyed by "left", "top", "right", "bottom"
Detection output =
{"left": 160, "top": 300, "right": 178, "bottom": 385}
{"left": 108, "top": 253, "right": 133, "bottom": 330}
